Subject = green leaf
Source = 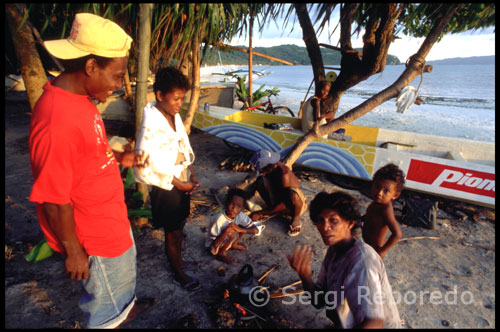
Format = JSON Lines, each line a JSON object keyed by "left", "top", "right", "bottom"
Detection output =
{"left": 128, "top": 207, "right": 152, "bottom": 219}
{"left": 24, "top": 238, "right": 54, "bottom": 263}
{"left": 123, "top": 168, "right": 136, "bottom": 189}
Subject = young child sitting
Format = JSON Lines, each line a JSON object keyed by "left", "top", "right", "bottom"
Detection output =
{"left": 362, "top": 163, "right": 405, "bottom": 260}
{"left": 209, "top": 188, "right": 260, "bottom": 264}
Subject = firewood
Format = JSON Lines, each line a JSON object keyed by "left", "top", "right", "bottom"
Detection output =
{"left": 257, "top": 264, "right": 279, "bottom": 284}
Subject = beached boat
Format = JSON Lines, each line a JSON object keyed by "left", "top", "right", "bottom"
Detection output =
{"left": 186, "top": 105, "right": 495, "bottom": 208}
{"left": 200, "top": 65, "right": 272, "bottom": 84}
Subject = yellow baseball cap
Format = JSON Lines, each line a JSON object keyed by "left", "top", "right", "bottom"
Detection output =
{"left": 44, "top": 13, "right": 133, "bottom": 59}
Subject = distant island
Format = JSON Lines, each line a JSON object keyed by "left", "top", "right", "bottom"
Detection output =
{"left": 201, "top": 44, "right": 494, "bottom": 67}
{"left": 201, "top": 44, "right": 401, "bottom": 66}
{"left": 427, "top": 55, "right": 494, "bottom": 66}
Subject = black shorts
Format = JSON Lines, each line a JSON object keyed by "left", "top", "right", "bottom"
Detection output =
{"left": 150, "top": 185, "right": 190, "bottom": 233}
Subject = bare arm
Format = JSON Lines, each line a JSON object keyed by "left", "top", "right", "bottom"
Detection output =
{"left": 311, "top": 98, "right": 321, "bottom": 122}
{"left": 172, "top": 165, "right": 200, "bottom": 194}
{"left": 113, "top": 150, "right": 145, "bottom": 168}
{"left": 228, "top": 222, "right": 259, "bottom": 235}
{"left": 378, "top": 204, "right": 403, "bottom": 259}
{"left": 42, "top": 203, "right": 89, "bottom": 280}
{"left": 286, "top": 245, "right": 316, "bottom": 293}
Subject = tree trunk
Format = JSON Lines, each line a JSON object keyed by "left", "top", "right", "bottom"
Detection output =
{"left": 184, "top": 34, "right": 201, "bottom": 134}
{"left": 135, "top": 3, "right": 154, "bottom": 206}
{"left": 5, "top": 3, "right": 47, "bottom": 111}
{"left": 283, "top": 4, "right": 461, "bottom": 168}
{"left": 293, "top": 3, "right": 325, "bottom": 94}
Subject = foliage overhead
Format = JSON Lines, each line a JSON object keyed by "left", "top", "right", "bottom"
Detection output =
{"left": 16, "top": 3, "right": 494, "bottom": 73}
{"left": 257, "top": 3, "right": 495, "bottom": 42}
{"left": 21, "top": 3, "right": 265, "bottom": 73}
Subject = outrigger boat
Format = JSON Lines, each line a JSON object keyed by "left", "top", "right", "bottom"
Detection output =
{"left": 185, "top": 105, "right": 495, "bottom": 208}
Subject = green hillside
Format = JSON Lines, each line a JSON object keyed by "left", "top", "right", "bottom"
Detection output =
{"left": 201, "top": 44, "right": 401, "bottom": 66}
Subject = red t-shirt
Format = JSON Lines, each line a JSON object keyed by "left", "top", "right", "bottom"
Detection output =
{"left": 29, "top": 80, "right": 133, "bottom": 257}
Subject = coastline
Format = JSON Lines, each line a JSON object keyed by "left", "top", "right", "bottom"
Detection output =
{"left": 4, "top": 91, "right": 495, "bottom": 328}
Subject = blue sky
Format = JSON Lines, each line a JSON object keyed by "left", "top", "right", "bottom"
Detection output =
{"left": 229, "top": 14, "right": 495, "bottom": 62}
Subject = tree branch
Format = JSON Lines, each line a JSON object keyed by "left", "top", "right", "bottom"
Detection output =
{"left": 283, "top": 4, "right": 462, "bottom": 168}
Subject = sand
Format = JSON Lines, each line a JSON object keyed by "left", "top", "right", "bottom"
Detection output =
{"left": 4, "top": 91, "right": 495, "bottom": 329}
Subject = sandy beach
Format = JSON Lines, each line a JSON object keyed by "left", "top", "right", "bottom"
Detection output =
{"left": 4, "top": 91, "right": 495, "bottom": 329}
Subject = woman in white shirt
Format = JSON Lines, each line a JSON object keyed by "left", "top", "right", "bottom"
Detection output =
{"left": 134, "top": 67, "right": 201, "bottom": 291}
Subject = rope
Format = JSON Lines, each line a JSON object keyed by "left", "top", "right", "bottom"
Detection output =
{"left": 405, "top": 55, "right": 426, "bottom": 94}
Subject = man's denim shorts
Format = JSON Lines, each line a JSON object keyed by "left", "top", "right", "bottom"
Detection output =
{"left": 79, "top": 233, "right": 137, "bottom": 329}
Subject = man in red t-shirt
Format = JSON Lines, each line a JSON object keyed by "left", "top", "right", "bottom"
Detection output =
{"left": 28, "top": 13, "right": 156, "bottom": 328}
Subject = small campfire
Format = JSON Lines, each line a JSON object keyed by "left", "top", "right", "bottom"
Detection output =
{"left": 204, "top": 263, "right": 306, "bottom": 329}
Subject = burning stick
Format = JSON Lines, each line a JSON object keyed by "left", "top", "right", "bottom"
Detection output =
{"left": 238, "top": 304, "right": 267, "bottom": 322}
{"left": 257, "top": 264, "right": 279, "bottom": 284}
{"left": 234, "top": 303, "right": 247, "bottom": 316}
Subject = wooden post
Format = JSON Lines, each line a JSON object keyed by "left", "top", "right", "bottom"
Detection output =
{"left": 214, "top": 42, "right": 293, "bottom": 66}
{"left": 135, "top": 3, "right": 154, "bottom": 207}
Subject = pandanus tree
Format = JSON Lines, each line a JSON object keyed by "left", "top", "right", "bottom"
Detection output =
{"left": 5, "top": 3, "right": 263, "bottom": 127}
{"left": 257, "top": 3, "right": 495, "bottom": 168}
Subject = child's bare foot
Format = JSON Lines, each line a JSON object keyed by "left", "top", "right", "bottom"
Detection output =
{"left": 231, "top": 243, "right": 248, "bottom": 251}
{"left": 217, "top": 253, "right": 236, "bottom": 264}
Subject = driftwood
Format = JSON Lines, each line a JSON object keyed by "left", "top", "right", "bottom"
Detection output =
{"left": 399, "top": 236, "right": 440, "bottom": 242}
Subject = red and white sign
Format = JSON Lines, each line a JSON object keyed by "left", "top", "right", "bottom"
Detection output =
{"left": 406, "top": 159, "right": 495, "bottom": 198}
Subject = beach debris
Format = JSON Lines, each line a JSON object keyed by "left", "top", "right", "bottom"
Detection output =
{"left": 218, "top": 266, "right": 227, "bottom": 277}
{"left": 132, "top": 216, "right": 151, "bottom": 229}
{"left": 461, "top": 241, "right": 494, "bottom": 252}
{"left": 215, "top": 308, "right": 236, "bottom": 327}
{"left": 5, "top": 245, "right": 14, "bottom": 261}
{"left": 295, "top": 169, "right": 321, "bottom": 182}
{"left": 171, "top": 313, "right": 199, "bottom": 329}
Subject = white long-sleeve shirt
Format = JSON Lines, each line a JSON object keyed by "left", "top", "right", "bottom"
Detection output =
{"left": 133, "top": 101, "right": 194, "bottom": 190}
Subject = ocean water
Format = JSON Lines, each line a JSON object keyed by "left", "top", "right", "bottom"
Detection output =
{"left": 242, "top": 64, "right": 495, "bottom": 143}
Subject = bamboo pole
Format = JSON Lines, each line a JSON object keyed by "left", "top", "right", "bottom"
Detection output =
{"left": 248, "top": 9, "right": 253, "bottom": 107}
{"left": 214, "top": 42, "right": 293, "bottom": 66}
